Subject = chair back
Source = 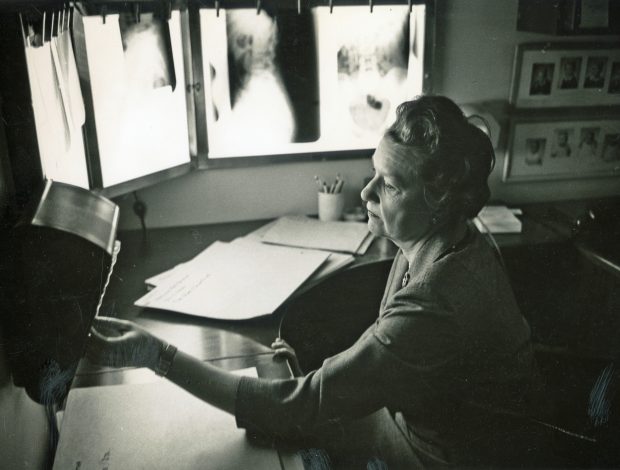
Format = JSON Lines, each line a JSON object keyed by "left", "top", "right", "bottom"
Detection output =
{"left": 279, "top": 259, "right": 393, "bottom": 374}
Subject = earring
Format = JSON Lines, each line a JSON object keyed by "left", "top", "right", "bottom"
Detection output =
{"left": 431, "top": 212, "right": 441, "bottom": 225}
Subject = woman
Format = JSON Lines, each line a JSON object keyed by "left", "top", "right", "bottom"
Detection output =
{"left": 89, "top": 96, "right": 540, "bottom": 468}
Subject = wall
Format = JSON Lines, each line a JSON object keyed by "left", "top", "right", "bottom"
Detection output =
{"left": 116, "top": 0, "right": 620, "bottom": 230}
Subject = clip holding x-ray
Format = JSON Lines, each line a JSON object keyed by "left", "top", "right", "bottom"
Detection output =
{"left": 256, "top": 0, "right": 261, "bottom": 15}
{"left": 298, "top": 0, "right": 301, "bottom": 14}
{"left": 133, "top": 3, "right": 141, "bottom": 23}
{"left": 369, "top": 0, "right": 373, "bottom": 13}
{"left": 101, "top": 5, "right": 107, "bottom": 24}
{"left": 329, "top": 0, "right": 333, "bottom": 13}
{"left": 215, "top": 0, "right": 220, "bottom": 17}
{"left": 408, "top": 0, "right": 413, "bottom": 12}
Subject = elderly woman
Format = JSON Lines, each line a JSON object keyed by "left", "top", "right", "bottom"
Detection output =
{"left": 89, "top": 96, "right": 540, "bottom": 468}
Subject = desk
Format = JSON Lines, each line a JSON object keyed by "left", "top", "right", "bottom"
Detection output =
{"left": 65, "top": 219, "right": 395, "bottom": 469}
{"left": 64, "top": 214, "right": 577, "bottom": 468}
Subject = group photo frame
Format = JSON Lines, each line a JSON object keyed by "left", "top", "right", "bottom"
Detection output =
{"left": 510, "top": 42, "right": 620, "bottom": 108}
{"left": 504, "top": 112, "right": 620, "bottom": 182}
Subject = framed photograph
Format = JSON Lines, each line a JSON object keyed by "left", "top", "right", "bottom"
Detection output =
{"left": 510, "top": 42, "right": 620, "bottom": 108}
{"left": 504, "top": 113, "right": 620, "bottom": 182}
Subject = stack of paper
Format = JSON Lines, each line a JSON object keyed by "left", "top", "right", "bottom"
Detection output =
{"left": 473, "top": 206, "right": 522, "bottom": 234}
{"left": 260, "top": 216, "right": 373, "bottom": 255}
{"left": 136, "top": 239, "right": 329, "bottom": 320}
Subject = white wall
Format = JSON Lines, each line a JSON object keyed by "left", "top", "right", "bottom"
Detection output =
{"left": 116, "top": 0, "right": 620, "bottom": 230}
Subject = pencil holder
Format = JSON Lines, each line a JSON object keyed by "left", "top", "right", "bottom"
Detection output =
{"left": 318, "top": 192, "right": 345, "bottom": 222}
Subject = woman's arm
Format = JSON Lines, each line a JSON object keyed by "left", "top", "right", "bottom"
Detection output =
{"left": 88, "top": 317, "right": 240, "bottom": 414}
{"left": 166, "top": 350, "right": 239, "bottom": 414}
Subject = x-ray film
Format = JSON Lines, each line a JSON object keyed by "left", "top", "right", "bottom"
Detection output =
{"left": 201, "top": 8, "right": 320, "bottom": 158}
{"left": 201, "top": 5, "right": 423, "bottom": 158}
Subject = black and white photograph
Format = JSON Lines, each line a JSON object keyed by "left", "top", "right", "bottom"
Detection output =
{"left": 602, "top": 133, "right": 620, "bottom": 161}
{"left": 584, "top": 56, "right": 608, "bottom": 88}
{"left": 558, "top": 57, "right": 581, "bottom": 89}
{"left": 505, "top": 116, "right": 620, "bottom": 182}
{"left": 525, "top": 137, "right": 546, "bottom": 165}
{"left": 550, "top": 128, "right": 574, "bottom": 158}
{"left": 2, "top": 2, "right": 620, "bottom": 470}
{"left": 609, "top": 61, "right": 620, "bottom": 93}
{"left": 577, "top": 127, "right": 600, "bottom": 158}
{"left": 529, "top": 62, "right": 554, "bottom": 95}
{"left": 511, "top": 42, "right": 620, "bottom": 107}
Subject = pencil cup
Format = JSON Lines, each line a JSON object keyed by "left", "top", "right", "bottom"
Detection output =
{"left": 318, "top": 192, "right": 345, "bottom": 222}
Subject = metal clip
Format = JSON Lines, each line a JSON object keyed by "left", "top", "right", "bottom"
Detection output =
{"left": 298, "top": 0, "right": 301, "bottom": 14}
{"left": 18, "top": 13, "right": 27, "bottom": 48}
{"left": 215, "top": 0, "right": 220, "bottom": 17}
{"left": 101, "top": 5, "right": 107, "bottom": 24}
{"left": 329, "top": 0, "right": 333, "bottom": 13}
{"left": 256, "top": 0, "right": 261, "bottom": 15}
{"left": 369, "top": 0, "right": 373, "bottom": 13}
{"left": 133, "top": 3, "right": 141, "bottom": 23}
{"left": 408, "top": 0, "right": 412, "bottom": 13}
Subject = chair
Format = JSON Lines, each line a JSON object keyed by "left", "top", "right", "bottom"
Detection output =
{"left": 278, "top": 259, "right": 393, "bottom": 374}
{"left": 533, "top": 348, "right": 620, "bottom": 468}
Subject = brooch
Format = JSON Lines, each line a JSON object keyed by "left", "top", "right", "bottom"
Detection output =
{"left": 401, "top": 271, "right": 410, "bottom": 288}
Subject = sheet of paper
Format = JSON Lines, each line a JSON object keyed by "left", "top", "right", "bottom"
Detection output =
{"left": 306, "top": 252, "right": 355, "bottom": 284}
{"left": 53, "top": 368, "right": 285, "bottom": 470}
{"left": 261, "top": 216, "right": 370, "bottom": 254}
{"left": 355, "top": 232, "right": 375, "bottom": 256}
{"left": 474, "top": 206, "right": 523, "bottom": 234}
{"left": 136, "top": 240, "right": 329, "bottom": 320}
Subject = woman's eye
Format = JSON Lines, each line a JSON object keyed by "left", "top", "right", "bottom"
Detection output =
{"left": 384, "top": 183, "right": 397, "bottom": 193}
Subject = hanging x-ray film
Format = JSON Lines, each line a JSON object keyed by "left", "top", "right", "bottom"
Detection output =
{"left": 201, "top": 4, "right": 425, "bottom": 159}
{"left": 81, "top": 11, "right": 190, "bottom": 187}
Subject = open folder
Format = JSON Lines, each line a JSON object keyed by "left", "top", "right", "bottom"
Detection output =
{"left": 135, "top": 239, "right": 329, "bottom": 320}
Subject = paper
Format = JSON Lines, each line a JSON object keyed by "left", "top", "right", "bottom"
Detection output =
{"left": 473, "top": 206, "right": 522, "bottom": 234}
{"left": 146, "top": 232, "right": 354, "bottom": 291}
{"left": 136, "top": 240, "right": 329, "bottom": 320}
{"left": 54, "top": 368, "right": 285, "bottom": 470}
{"left": 261, "top": 216, "right": 370, "bottom": 254}
{"left": 306, "top": 252, "right": 355, "bottom": 284}
{"left": 24, "top": 35, "right": 89, "bottom": 188}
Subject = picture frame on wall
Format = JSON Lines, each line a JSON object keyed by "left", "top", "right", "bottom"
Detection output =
{"left": 510, "top": 42, "right": 620, "bottom": 108}
{"left": 504, "top": 112, "right": 620, "bottom": 182}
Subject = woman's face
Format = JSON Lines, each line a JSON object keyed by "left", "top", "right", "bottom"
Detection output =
{"left": 361, "top": 137, "right": 432, "bottom": 247}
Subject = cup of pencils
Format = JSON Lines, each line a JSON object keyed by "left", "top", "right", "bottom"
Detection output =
{"left": 316, "top": 174, "right": 345, "bottom": 222}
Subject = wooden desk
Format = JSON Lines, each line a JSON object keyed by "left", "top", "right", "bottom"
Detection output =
{"left": 66, "top": 219, "right": 394, "bottom": 470}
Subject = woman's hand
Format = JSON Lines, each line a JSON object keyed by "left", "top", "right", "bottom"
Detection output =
{"left": 271, "top": 337, "right": 303, "bottom": 377}
{"left": 87, "top": 317, "right": 164, "bottom": 370}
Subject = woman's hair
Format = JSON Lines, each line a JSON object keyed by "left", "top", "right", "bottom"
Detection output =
{"left": 385, "top": 95, "right": 495, "bottom": 221}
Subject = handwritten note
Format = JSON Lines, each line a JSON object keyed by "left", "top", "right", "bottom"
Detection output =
{"left": 135, "top": 240, "right": 329, "bottom": 320}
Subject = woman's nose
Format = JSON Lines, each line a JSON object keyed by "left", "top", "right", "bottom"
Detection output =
{"left": 360, "top": 176, "right": 378, "bottom": 203}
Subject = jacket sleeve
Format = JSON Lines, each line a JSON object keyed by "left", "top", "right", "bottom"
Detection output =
{"left": 235, "top": 293, "right": 463, "bottom": 440}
